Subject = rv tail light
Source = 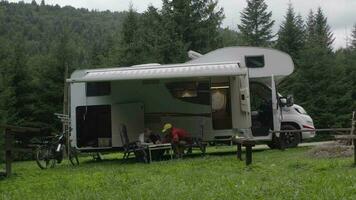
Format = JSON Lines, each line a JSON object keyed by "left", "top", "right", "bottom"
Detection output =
{"left": 302, "top": 125, "right": 315, "bottom": 130}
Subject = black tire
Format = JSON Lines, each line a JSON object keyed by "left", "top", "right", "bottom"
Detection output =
{"left": 69, "top": 147, "right": 79, "bottom": 166}
{"left": 268, "top": 124, "right": 301, "bottom": 149}
{"left": 35, "top": 145, "right": 55, "bottom": 169}
{"left": 267, "top": 141, "right": 278, "bottom": 149}
{"left": 281, "top": 124, "right": 301, "bottom": 148}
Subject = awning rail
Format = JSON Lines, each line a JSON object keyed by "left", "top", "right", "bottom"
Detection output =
{"left": 67, "top": 62, "right": 245, "bottom": 83}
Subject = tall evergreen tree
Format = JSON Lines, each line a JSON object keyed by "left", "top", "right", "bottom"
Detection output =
{"left": 137, "top": 6, "right": 170, "bottom": 63}
{"left": 161, "top": 0, "right": 224, "bottom": 59}
{"left": 276, "top": 3, "right": 305, "bottom": 60}
{"left": 305, "top": 8, "right": 335, "bottom": 52}
{"left": 351, "top": 23, "right": 356, "bottom": 49}
{"left": 305, "top": 10, "right": 316, "bottom": 45}
{"left": 108, "top": 6, "right": 142, "bottom": 66}
{"left": 313, "top": 7, "right": 334, "bottom": 51}
{"left": 1, "top": 39, "right": 34, "bottom": 125}
{"left": 237, "top": 0, "right": 275, "bottom": 46}
{"left": 34, "top": 25, "right": 77, "bottom": 128}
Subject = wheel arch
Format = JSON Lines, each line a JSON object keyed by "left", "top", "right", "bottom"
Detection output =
{"left": 281, "top": 121, "right": 302, "bottom": 140}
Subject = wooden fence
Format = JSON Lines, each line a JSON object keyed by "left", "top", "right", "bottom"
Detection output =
{"left": 1, "top": 125, "right": 51, "bottom": 177}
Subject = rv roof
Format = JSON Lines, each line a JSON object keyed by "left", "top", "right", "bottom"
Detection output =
{"left": 68, "top": 62, "right": 246, "bottom": 83}
{"left": 187, "top": 46, "right": 294, "bottom": 83}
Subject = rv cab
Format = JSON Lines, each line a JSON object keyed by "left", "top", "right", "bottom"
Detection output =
{"left": 188, "top": 46, "right": 315, "bottom": 147}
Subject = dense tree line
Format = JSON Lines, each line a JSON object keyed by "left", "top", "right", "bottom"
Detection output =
{"left": 0, "top": 0, "right": 355, "bottom": 157}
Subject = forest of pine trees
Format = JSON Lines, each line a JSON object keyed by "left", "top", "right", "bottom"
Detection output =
{"left": 0, "top": 0, "right": 355, "bottom": 148}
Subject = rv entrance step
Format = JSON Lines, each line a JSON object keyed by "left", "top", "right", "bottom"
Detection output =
{"left": 234, "top": 138, "right": 256, "bottom": 166}
{"left": 213, "top": 136, "right": 233, "bottom": 142}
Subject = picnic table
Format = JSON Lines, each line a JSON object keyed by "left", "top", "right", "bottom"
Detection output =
{"left": 142, "top": 143, "right": 173, "bottom": 163}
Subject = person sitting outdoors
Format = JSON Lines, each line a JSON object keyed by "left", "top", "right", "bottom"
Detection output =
{"left": 139, "top": 128, "right": 161, "bottom": 145}
{"left": 138, "top": 128, "right": 165, "bottom": 161}
{"left": 161, "top": 123, "right": 192, "bottom": 158}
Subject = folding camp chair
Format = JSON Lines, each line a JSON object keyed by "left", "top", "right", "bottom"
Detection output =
{"left": 119, "top": 124, "right": 148, "bottom": 163}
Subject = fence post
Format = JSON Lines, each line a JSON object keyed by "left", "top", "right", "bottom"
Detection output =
{"left": 5, "top": 129, "right": 12, "bottom": 177}
{"left": 351, "top": 112, "right": 356, "bottom": 166}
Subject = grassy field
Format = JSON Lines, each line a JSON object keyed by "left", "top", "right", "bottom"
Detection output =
{"left": 1, "top": 146, "right": 356, "bottom": 200}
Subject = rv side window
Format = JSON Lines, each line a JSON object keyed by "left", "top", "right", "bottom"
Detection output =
{"left": 245, "top": 56, "right": 265, "bottom": 68}
{"left": 86, "top": 82, "right": 111, "bottom": 96}
{"left": 165, "top": 81, "right": 210, "bottom": 105}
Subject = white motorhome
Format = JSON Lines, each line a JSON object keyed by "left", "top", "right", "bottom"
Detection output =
{"left": 187, "top": 47, "right": 315, "bottom": 148}
{"left": 67, "top": 47, "right": 315, "bottom": 151}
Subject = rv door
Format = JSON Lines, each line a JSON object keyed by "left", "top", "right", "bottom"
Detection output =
{"left": 230, "top": 75, "right": 252, "bottom": 136}
{"left": 271, "top": 75, "right": 281, "bottom": 134}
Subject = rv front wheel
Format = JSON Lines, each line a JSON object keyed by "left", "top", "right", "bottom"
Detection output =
{"left": 279, "top": 124, "right": 301, "bottom": 148}
{"left": 268, "top": 124, "right": 301, "bottom": 149}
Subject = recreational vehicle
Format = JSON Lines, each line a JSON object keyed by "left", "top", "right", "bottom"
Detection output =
{"left": 67, "top": 47, "right": 315, "bottom": 151}
{"left": 187, "top": 47, "right": 315, "bottom": 148}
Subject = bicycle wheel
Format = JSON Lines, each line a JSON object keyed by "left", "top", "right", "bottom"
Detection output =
{"left": 69, "top": 147, "right": 79, "bottom": 166}
{"left": 35, "top": 145, "right": 55, "bottom": 169}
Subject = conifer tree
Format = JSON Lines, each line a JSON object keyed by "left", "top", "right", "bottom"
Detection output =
{"left": 161, "top": 0, "right": 224, "bottom": 59}
{"left": 111, "top": 6, "right": 142, "bottom": 66}
{"left": 351, "top": 23, "right": 356, "bottom": 49}
{"left": 313, "top": 7, "right": 334, "bottom": 51}
{"left": 2, "top": 39, "right": 34, "bottom": 125}
{"left": 276, "top": 3, "right": 305, "bottom": 59}
{"left": 237, "top": 0, "right": 275, "bottom": 46}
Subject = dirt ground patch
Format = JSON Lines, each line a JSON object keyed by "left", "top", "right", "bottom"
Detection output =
{"left": 308, "top": 141, "right": 354, "bottom": 158}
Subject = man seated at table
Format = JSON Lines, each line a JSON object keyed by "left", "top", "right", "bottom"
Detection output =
{"left": 161, "top": 123, "right": 192, "bottom": 158}
{"left": 139, "top": 128, "right": 161, "bottom": 145}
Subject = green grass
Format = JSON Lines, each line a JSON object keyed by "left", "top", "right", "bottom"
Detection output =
{"left": 1, "top": 147, "right": 356, "bottom": 200}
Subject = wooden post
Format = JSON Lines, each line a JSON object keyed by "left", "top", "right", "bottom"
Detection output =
{"left": 5, "top": 129, "right": 12, "bottom": 177}
{"left": 351, "top": 111, "right": 355, "bottom": 144}
{"left": 353, "top": 139, "right": 356, "bottom": 166}
{"left": 237, "top": 143, "right": 242, "bottom": 160}
{"left": 246, "top": 145, "right": 252, "bottom": 165}
{"left": 352, "top": 112, "right": 356, "bottom": 166}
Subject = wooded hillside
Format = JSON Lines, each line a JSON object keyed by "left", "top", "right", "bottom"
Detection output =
{"left": 0, "top": 0, "right": 355, "bottom": 134}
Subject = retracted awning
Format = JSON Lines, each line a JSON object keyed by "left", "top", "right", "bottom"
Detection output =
{"left": 67, "top": 62, "right": 246, "bottom": 83}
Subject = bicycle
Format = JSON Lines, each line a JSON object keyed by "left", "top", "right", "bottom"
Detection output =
{"left": 35, "top": 132, "right": 79, "bottom": 169}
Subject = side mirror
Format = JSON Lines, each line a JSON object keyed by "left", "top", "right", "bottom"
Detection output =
{"left": 279, "top": 97, "right": 287, "bottom": 107}
{"left": 286, "top": 95, "right": 294, "bottom": 107}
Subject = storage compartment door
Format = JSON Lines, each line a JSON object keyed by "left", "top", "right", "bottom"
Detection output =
{"left": 271, "top": 75, "right": 281, "bottom": 133}
{"left": 230, "top": 75, "right": 252, "bottom": 131}
{"left": 111, "top": 103, "right": 144, "bottom": 147}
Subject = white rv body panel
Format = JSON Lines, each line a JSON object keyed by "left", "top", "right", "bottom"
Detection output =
{"left": 111, "top": 103, "right": 144, "bottom": 147}
{"left": 69, "top": 61, "right": 251, "bottom": 150}
{"left": 187, "top": 46, "right": 294, "bottom": 83}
